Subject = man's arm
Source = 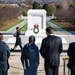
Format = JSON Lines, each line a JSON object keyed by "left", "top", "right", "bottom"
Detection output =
{"left": 67, "top": 43, "right": 72, "bottom": 57}
{"left": 59, "top": 38, "right": 63, "bottom": 54}
{"left": 40, "top": 39, "right": 46, "bottom": 58}
{"left": 3, "top": 41, "right": 10, "bottom": 58}
{"left": 36, "top": 47, "right": 40, "bottom": 65}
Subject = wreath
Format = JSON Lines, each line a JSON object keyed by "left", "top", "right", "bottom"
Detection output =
{"left": 33, "top": 24, "right": 39, "bottom": 34}
{"left": 33, "top": 28, "right": 39, "bottom": 34}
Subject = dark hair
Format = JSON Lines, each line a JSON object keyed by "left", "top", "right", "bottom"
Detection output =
{"left": 46, "top": 27, "right": 53, "bottom": 34}
{"left": 29, "top": 35, "right": 35, "bottom": 44}
{"left": 16, "top": 27, "right": 19, "bottom": 29}
{"left": 0, "top": 33, "right": 3, "bottom": 35}
{"left": 0, "top": 33, "right": 3, "bottom": 41}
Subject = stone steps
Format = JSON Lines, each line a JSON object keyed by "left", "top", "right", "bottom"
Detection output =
{"left": 25, "top": 29, "right": 46, "bottom": 36}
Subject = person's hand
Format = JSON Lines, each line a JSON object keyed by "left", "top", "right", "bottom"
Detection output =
{"left": 13, "top": 34, "right": 16, "bottom": 37}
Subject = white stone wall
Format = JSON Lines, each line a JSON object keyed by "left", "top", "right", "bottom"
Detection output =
{"left": 27, "top": 9, "right": 46, "bottom": 30}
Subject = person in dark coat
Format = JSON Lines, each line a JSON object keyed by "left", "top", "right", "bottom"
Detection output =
{"left": 40, "top": 27, "right": 63, "bottom": 75}
{"left": 21, "top": 35, "right": 39, "bottom": 75}
{"left": 0, "top": 33, "right": 10, "bottom": 75}
{"left": 67, "top": 42, "right": 75, "bottom": 75}
{"left": 11, "top": 27, "right": 22, "bottom": 50}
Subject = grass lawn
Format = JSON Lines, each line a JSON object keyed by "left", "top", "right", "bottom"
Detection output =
{"left": 20, "top": 23, "right": 28, "bottom": 31}
{"left": 51, "top": 20, "right": 65, "bottom": 29}
{"left": 0, "top": 19, "right": 24, "bottom": 31}
{"left": 20, "top": 23, "right": 51, "bottom": 31}
{"left": 3, "top": 20, "right": 24, "bottom": 31}
{"left": 51, "top": 20, "right": 74, "bottom": 31}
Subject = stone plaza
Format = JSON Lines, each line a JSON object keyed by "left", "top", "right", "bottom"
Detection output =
{"left": 4, "top": 32, "right": 74, "bottom": 75}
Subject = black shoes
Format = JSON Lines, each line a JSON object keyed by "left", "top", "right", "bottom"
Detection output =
{"left": 11, "top": 48, "right": 14, "bottom": 51}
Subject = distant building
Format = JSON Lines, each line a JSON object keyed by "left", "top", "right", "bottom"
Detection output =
{"left": 0, "top": 0, "right": 59, "bottom": 4}
{"left": 35, "top": 0, "right": 59, "bottom": 3}
{"left": 1, "top": 0, "right": 73, "bottom": 4}
{"left": 0, "top": 0, "right": 26, "bottom": 4}
{"left": 0, "top": 0, "right": 5, "bottom": 3}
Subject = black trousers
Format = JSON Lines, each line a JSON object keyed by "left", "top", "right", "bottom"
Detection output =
{"left": 44, "top": 64, "right": 59, "bottom": 75}
{"left": 71, "top": 69, "right": 75, "bottom": 75}
{"left": 0, "top": 70, "right": 7, "bottom": 75}
{"left": 15, "top": 37, "right": 22, "bottom": 49}
{"left": 0, "top": 71, "right": 2, "bottom": 75}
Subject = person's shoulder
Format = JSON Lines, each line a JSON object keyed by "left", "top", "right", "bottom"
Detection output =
{"left": 1, "top": 41, "right": 9, "bottom": 50}
{"left": 49, "top": 35, "right": 60, "bottom": 39}
{"left": 68, "top": 42, "right": 75, "bottom": 49}
{"left": 2, "top": 41, "right": 7, "bottom": 45}
{"left": 2, "top": 41, "right": 8, "bottom": 47}
{"left": 24, "top": 43, "right": 28, "bottom": 48}
{"left": 54, "top": 35, "right": 61, "bottom": 40}
{"left": 22, "top": 44, "right": 28, "bottom": 51}
{"left": 51, "top": 35, "right": 62, "bottom": 42}
{"left": 43, "top": 37, "right": 48, "bottom": 40}
{"left": 41, "top": 37, "right": 47, "bottom": 43}
{"left": 34, "top": 44, "right": 39, "bottom": 48}
{"left": 53, "top": 35, "right": 60, "bottom": 38}
{"left": 69, "top": 42, "right": 75, "bottom": 45}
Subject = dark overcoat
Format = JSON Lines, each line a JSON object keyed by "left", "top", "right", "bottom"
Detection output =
{"left": 67, "top": 42, "right": 75, "bottom": 69}
{"left": 21, "top": 43, "right": 39, "bottom": 75}
{"left": 0, "top": 41, "right": 10, "bottom": 71}
{"left": 15, "top": 31, "right": 22, "bottom": 45}
{"left": 40, "top": 35, "right": 62, "bottom": 66}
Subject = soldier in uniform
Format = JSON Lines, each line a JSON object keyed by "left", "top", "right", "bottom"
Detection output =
{"left": 11, "top": 27, "right": 22, "bottom": 50}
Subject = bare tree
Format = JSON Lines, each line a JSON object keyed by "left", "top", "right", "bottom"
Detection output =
{"left": 26, "top": 0, "right": 34, "bottom": 8}
{"left": 4, "top": 6, "right": 19, "bottom": 18}
{"left": 0, "top": 6, "right": 20, "bottom": 26}
{"left": 68, "top": 5, "right": 75, "bottom": 28}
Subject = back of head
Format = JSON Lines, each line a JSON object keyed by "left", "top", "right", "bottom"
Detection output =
{"left": 16, "top": 27, "right": 20, "bottom": 31}
{"left": 0, "top": 33, "right": 3, "bottom": 41}
{"left": 46, "top": 27, "right": 54, "bottom": 34}
{"left": 29, "top": 35, "right": 35, "bottom": 44}
{"left": 16, "top": 27, "right": 19, "bottom": 30}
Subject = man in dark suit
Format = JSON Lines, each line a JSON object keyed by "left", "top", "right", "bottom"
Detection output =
{"left": 67, "top": 42, "right": 75, "bottom": 75}
{"left": 0, "top": 33, "right": 10, "bottom": 75}
{"left": 40, "top": 27, "right": 62, "bottom": 75}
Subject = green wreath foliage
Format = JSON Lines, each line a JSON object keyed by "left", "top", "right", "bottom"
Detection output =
{"left": 33, "top": 28, "right": 39, "bottom": 34}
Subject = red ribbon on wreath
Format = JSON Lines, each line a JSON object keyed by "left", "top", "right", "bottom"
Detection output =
{"left": 34, "top": 24, "right": 39, "bottom": 29}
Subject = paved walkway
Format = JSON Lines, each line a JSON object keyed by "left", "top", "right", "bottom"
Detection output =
{"left": 47, "top": 21, "right": 72, "bottom": 35}
{"left": 4, "top": 34, "right": 73, "bottom": 75}
{"left": 1, "top": 20, "right": 27, "bottom": 33}
{"left": 8, "top": 52, "right": 69, "bottom": 75}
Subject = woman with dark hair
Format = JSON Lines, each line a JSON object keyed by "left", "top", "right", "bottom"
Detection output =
{"left": 21, "top": 35, "right": 39, "bottom": 75}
